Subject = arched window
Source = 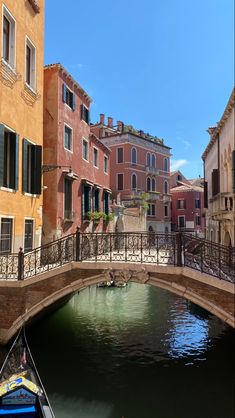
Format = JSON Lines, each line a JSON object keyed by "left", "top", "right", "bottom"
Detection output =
{"left": 164, "top": 180, "right": 168, "bottom": 194}
{"left": 151, "top": 154, "right": 156, "bottom": 168}
{"left": 146, "top": 152, "right": 151, "bottom": 166}
{"left": 132, "top": 173, "right": 137, "bottom": 190}
{"left": 151, "top": 178, "right": 156, "bottom": 191}
{"left": 131, "top": 147, "right": 137, "bottom": 164}
{"left": 147, "top": 177, "right": 151, "bottom": 192}
{"left": 164, "top": 158, "right": 168, "bottom": 172}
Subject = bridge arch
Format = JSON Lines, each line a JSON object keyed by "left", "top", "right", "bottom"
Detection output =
{"left": 0, "top": 262, "right": 234, "bottom": 344}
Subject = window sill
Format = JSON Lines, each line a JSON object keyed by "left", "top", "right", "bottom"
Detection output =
{"left": 0, "top": 186, "right": 16, "bottom": 193}
{"left": 64, "top": 146, "right": 73, "bottom": 154}
{"left": 25, "top": 82, "right": 37, "bottom": 95}
{"left": 23, "top": 192, "right": 38, "bottom": 198}
{"left": 1, "top": 59, "right": 16, "bottom": 75}
{"left": 82, "top": 158, "right": 89, "bottom": 163}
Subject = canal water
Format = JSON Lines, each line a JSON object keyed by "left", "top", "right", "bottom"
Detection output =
{"left": 0, "top": 283, "right": 234, "bottom": 418}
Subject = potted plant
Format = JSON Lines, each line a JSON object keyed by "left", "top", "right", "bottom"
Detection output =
{"left": 92, "top": 211, "right": 104, "bottom": 224}
{"left": 103, "top": 212, "right": 114, "bottom": 223}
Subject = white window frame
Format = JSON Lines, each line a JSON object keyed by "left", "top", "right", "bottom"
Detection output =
{"left": 104, "top": 155, "right": 108, "bottom": 174}
{"left": 151, "top": 178, "right": 156, "bottom": 191}
{"left": 151, "top": 154, "right": 156, "bottom": 168}
{"left": 0, "top": 215, "right": 14, "bottom": 254}
{"left": 116, "top": 147, "right": 124, "bottom": 164}
{"left": 146, "top": 176, "right": 151, "bottom": 192}
{"left": 82, "top": 137, "right": 89, "bottom": 162}
{"left": 23, "top": 217, "right": 34, "bottom": 252}
{"left": 177, "top": 199, "right": 185, "bottom": 209}
{"left": 131, "top": 147, "right": 137, "bottom": 164}
{"left": 2, "top": 5, "right": 16, "bottom": 70}
{"left": 117, "top": 173, "right": 124, "bottom": 191}
{"left": 93, "top": 147, "right": 98, "bottom": 168}
{"left": 146, "top": 152, "right": 151, "bottom": 166}
{"left": 64, "top": 123, "right": 73, "bottom": 153}
{"left": 25, "top": 36, "right": 36, "bottom": 91}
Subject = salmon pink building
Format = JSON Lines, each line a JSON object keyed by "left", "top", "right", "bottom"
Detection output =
{"left": 91, "top": 115, "right": 171, "bottom": 233}
{"left": 43, "top": 64, "right": 111, "bottom": 243}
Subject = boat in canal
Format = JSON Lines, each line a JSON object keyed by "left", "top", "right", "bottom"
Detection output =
{"left": 0, "top": 328, "right": 55, "bottom": 418}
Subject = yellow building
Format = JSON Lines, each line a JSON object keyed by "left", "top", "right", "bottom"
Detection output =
{"left": 0, "top": 0, "right": 44, "bottom": 253}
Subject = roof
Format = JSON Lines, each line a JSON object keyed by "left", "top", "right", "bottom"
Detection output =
{"left": 89, "top": 132, "right": 111, "bottom": 154}
{"left": 170, "top": 182, "right": 203, "bottom": 193}
{"left": 202, "top": 87, "right": 235, "bottom": 160}
{"left": 44, "top": 63, "right": 92, "bottom": 103}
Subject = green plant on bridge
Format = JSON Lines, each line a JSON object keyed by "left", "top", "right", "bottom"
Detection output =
{"left": 103, "top": 212, "right": 114, "bottom": 222}
{"left": 139, "top": 192, "right": 150, "bottom": 212}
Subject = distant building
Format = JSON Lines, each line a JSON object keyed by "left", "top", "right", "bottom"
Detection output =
{"left": 202, "top": 88, "right": 235, "bottom": 246}
{"left": 91, "top": 115, "right": 171, "bottom": 233}
{"left": 0, "top": 0, "right": 44, "bottom": 253}
{"left": 43, "top": 65, "right": 111, "bottom": 243}
{"left": 170, "top": 182, "right": 204, "bottom": 235}
{"left": 170, "top": 171, "right": 190, "bottom": 189}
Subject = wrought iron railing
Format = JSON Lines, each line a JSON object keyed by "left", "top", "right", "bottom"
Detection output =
{"left": 0, "top": 231, "right": 234, "bottom": 283}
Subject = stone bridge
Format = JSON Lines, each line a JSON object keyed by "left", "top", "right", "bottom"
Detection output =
{"left": 0, "top": 231, "right": 234, "bottom": 344}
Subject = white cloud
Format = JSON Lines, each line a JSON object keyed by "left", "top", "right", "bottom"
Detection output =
{"left": 170, "top": 159, "right": 188, "bottom": 171}
{"left": 181, "top": 139, "right": 191, "bottom": 150}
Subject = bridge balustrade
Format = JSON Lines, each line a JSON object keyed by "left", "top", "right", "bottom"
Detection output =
{"left": 0, "top": 231, "right": 234, "bottom": 283}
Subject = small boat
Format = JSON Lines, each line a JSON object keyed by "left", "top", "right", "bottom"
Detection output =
{"left": 0, "top": 328, "right": 55, "bottom": 417}
{"left": 97, "top": 280, "right": 114, "bottom": 288}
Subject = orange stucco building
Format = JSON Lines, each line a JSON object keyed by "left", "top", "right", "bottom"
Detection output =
{"left": 0, "top": 0, "right": 44, "bottom": 253}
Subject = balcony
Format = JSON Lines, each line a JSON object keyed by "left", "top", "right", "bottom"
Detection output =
{"left": 163, "top": 194, "right": 171, "bottom": 202}
{"left": 146, "top": 166, "right": 159, "bottom": 175}
{"left": 64, "top": 210, "right": 76, "bottom": 223}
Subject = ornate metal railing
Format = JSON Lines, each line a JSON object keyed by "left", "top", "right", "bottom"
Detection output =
{"left": 0, "top": 231, "right": 234, "bottom": 283}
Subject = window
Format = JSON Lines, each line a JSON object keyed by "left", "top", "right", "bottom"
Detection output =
{"left": 24, "top": 220, "right": 34, "bottom": 252}
{"left": 93, "top": 188, "right": 100, "bottom": 212}
{"left": 151, "top": 154, "right": 156, "bottom": 168}
{"left": 164, "top": 205, "right": 168, "bottom": 217}
{"left": 164, "top": 180, "right": 168, "bottom": 194}
{"left": 147, "top": 177, "right": 151, "bottom": 192}
{"left": 177, "top": 174, "right": 182, "bottom": 181}
{"left": 164, "top": 158, "right": 168, "bottom": 172}
{"left": 82, "top": 184, "right": 91, "bottom": 217}
{"left": 131, "top": 148, "right": 137, "bottom": 164}
{"left": 177, "top": 199, "right": 186, "bottom": 209}
{"left": 0, "top": 218, "right": 13, "bottom": 254}
{"left": 195, "top": 199, "right": 200, "bottom": 209}
{"left": 93, "top": 148, "right": 98, "bottom": 167}
{"left": 81, "top": 104, "right": 90, "bottom": 124}
{"left": 117, "top": 148, "right": 123, "bottom": 163}
{"left": 132, "top": 173, "right": 137, "bottom": 190}
{"left": 104, "top": 156, "right": 108, "bottom": 173}
{"left": 147, "top": 204, "right": 155, "bottom": 216}
{"left": 178, "top": 216, "right": 185, "bottom": 228}
{"left": 82, "top": 139, "right": 89, "bottom": 161}
{"left": 22, "top": 139, "right": 42, "bottom": 195}
{"left": 151, "top": 178, "right": 155, "bottom": 191}
{"left": 195, "top": 215, "right": 201, "bottom": 226}
{"left": 64, "top": 178, "right": 72, "bottom": 219}
{"left": 2, "top": 7, "right": 16, "bottom": 69}
{"left": 146, "top": 153, "right": 151, "bottom": 166}
{"left": 104, "top": 191, "right": 110, "bottom": 215}
{"left": 0, "top": 125, "right": 18, "bottom": 190}
{"left": 62, "top": 84, "right": 75, "bottom": 110}
{"left": 64, "top": 125, "right": 72, "bottom": 151}
{"left": 117, "top": 174, "right": 123, "bottom": 190}
{"left": 25, "top": 37, "right": 36, "bottom": 90}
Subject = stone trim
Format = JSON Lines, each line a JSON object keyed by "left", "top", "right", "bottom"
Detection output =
{"left": 27, "top": 0, "right": 40, "bottom": 13}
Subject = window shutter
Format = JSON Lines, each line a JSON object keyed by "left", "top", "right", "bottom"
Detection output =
{"left": 184, "top": 200, "right": 186, "bottom": 209}
{"left": 232, "top": 150, "right": 235, "bottom": 192}
{"left": 204, "top": 181, "right": 208, "bottom": 208}
{"left": 14, "top": 134, "right": 19, "bottom": 190}
{"left": 62, "top": 84, "right": 67, "bottom": 102}
{"left": 80, "top": 104, "right": 84, "bottom": 120}
{"left": 212, "top": 169, "right": 219, "bottom": 196}
{"left": 9, "top": 133, "right": 16, "bottom": 189}
{"left": 34, "top": 145, "right": 42, "bottom": 194}
{"left": 0, "top": 124, "right": 5, "bottom": 187}
{"left": 177, "top": 200, "right": 180, "bottom": 209}
{"left": 22, "top": 139, "right": 28, "bottom": 192}
{"left": 88, "top": 186, "right": 91, "bottom": 212}
{"left": 72, "top": 93, "right": 76, "bottom": 111}
{"left": 82, "top": 186, "right": 85, "bottom": 218}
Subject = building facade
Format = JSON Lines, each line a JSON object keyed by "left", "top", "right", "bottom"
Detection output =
{"left": 0, "top": 0, "right": 44, "bottom": 254}
{"left": 91, "top": 115, "right": 171, "bottom": 233}
{"left": 43, "top": 65, "right": 111, "bottom": 243}
{"left": 170, "top": 183, "right": 204, "bottom": 235}
{"left": 202, "top": 88, "right": 235, "bottom": 246}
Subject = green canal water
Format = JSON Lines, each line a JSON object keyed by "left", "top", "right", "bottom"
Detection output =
{"left": 1, "top": 283, "right": 234, "bottom": 418}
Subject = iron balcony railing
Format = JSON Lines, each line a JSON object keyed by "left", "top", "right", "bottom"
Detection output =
{"left": 0, "top": 231, "right": 234, "bottom": 283}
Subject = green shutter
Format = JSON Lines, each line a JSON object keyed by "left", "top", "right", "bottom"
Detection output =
{"left": 0, "top": 124, "right": 5, "bottom": 187}
{"left": 72, "top": 93, "right": 76, "bottom": 111}
{"left": 62, "top": 84, "right": 67, "bottom": 102}
{"left": 34, "top": 145, "right": 42, "bottom": 195}
{"left": 14, "top": 134, "right": 19, "bottom": 190}
{"left": 9, "top": 133, "right": 16, "bottom": 190}
{"left": 22, "top": 139, "right": 28, "bottom": 192}
{"left": 88, "top": 186, "right": 91, "bottom": 212}
{"left": 82, "top": 185, "right": 85, "bottom": 218}
{"left": 232, "top": 150, "right": 235, "bottom": 192}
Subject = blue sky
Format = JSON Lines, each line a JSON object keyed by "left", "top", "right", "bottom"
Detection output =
{"left": 44, "top": 0, "right": 234, "bottom": 179}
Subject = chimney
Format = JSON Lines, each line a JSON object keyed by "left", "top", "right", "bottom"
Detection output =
{"left": 100, "top": 114, "right": 105, "bottom": 125}
{"left": 117, "top": 121, "right": 124, "bottom": 132}
{"left": 107, "top": 117, "right": 113, "bottom": 128}
{"left": 139, "top": 130, "right": 144, "bottom": 137}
